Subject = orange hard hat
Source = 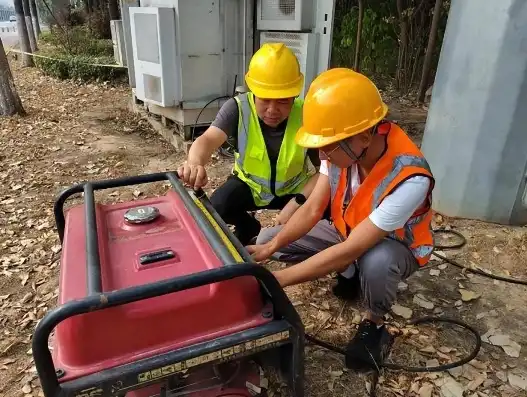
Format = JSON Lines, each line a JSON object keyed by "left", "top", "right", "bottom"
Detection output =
{"left": 295, "top": 68, "right": 388, "bottom": 148}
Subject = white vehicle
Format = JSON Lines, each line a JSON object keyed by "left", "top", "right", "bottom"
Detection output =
{"left": 9, "top": 15, "right": 16, "bottom": 22}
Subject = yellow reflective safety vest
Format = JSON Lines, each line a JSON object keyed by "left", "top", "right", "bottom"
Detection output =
{"left": 233, "top": 92, "right": 311, "bottom": 207}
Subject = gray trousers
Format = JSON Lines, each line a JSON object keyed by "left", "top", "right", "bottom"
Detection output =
{"left": 256, "top": 220, "right": 419, "bottom": 318}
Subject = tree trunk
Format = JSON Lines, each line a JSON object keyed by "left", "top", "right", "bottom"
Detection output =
{"left": 396, "top": 0, "right": 408, "bottom": 90}
{"left": 0, "top": 38, "right": 26, "bottom": 116}
{"left": 108, "top": 0, "right": 119, "bottom": 20}
{"left": 418, "top": 0, "right": 443, "bottom": 103}
{"left": 353, "top": 0, "right": 364, "bottom": 72}
{"left": 85, "top": 0, "right": 93, "bottom": 14}
{"left": 13, "top": 0, "right": 34, "bottom": 67}
{"left": 30, "top": 0, "right": 41, "bottom": 37}
{"left": 22, "top": 0, "right": 38, "bottom": 52}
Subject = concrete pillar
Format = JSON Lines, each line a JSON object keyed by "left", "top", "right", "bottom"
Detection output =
{"left": 421, "top": 0, "right": 527, "bottom": 225}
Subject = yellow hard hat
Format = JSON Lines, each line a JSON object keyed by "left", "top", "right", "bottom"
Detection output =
{"left": 245, "top": 43, "right": 304, "bottom": 99}
{"left": 295, "top": 68, "right": 389, "bottom": 148}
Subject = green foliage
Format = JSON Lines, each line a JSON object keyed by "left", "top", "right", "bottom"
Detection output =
{"left": 331, "top": 0, "right": 451, "bottom": 92}
{"left": 333, "top": 5, "right": 398, "bottom": 75}
{"left": 34, "top": 50, "right": 127, "bottom": 82}
{"left": 67, "top": 8, "right": 87, "bottom": 27}
{"left": 34, "top": 23, "right": 126, "bottom": 83}
{"left": 39, "top": 25, "right": 113, "bottom": 57}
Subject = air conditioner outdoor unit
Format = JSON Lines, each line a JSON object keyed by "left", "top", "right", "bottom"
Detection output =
{"left": 129, "top": 6, "right": 179, "bottom": 107}
{"left": 256, "top": 0, "right": 314, "bottom": 31}
{"left": 260, "top": 31, "right": 317, "bottom": 98}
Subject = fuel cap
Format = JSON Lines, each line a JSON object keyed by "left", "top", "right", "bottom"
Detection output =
{"left": 124, "top": 206, "right": 160, "bottom": 224}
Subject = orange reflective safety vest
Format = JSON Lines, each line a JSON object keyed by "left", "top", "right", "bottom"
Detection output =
{"left": 328, "top": 122, "right": 435, "bottom": 266}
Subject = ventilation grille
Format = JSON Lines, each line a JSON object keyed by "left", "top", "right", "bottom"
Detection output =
{"left": 261, "top": 0, "right": 296, "bottom": 21}
{"left": 260, "top": 32, "right": 306, "bottom": 63}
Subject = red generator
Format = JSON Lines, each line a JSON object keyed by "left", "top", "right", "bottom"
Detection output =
{"left": 32, "top": 171, "right": 305, "bottom": 397}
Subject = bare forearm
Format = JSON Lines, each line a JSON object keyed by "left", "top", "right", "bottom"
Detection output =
{"left": 276, "top": 242, "right": 354, "bottom": 287}
{"left": 187, "top": 136, "right": 216, "bottom": 166}
{"left": 270, "top": 202, "right": 323, "bottom": 251}
{"left": 274, "top": 218, "right": 390, "bottom": 288}
{"left": 301, "top": 173, "right": 320, "bottom": 198}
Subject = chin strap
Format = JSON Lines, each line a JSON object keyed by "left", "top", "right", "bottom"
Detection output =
{"left": 338, "top": 122, "right": 388, "bottom": 162}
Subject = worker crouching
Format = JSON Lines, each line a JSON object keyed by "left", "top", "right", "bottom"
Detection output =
{"left": 178, "top": 43, "right": 320, "bottom": 245}
{"left": 247, "top": 68, "right": 435, "bottom": 369}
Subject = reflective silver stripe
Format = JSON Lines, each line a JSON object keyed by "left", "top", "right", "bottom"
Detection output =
{"left": 234, "top": 160, "right": 269, "bottom": 186}
{"left": 275, "top": 167, "right": 308, "bottom": 191}
{"left": 375, "top": 155, "right": 432, "bottom": 260}
{"left": 330, "top": 156, "right": 432, "bottom": 259}
{"left": 411, "top": 245, "right": 434, "bottom": 259}
{"left": 235, "top": 93, "right": 253, "bottom": 165}
{"left": 390, "top": 212, "right": 432, "bottom": 260}
{"left": 372, "top": 155, "right": 432, "bottom": 210}
{"left": 328, "top": 163, "right": 341, "bottom": 201}
{"left": 236, "top": 93, "right": 308, "bottom": 200}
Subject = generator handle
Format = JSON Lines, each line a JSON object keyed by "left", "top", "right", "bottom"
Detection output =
{"left": 53, "top": 171, "right": 254, "bottom": 297}
{"left": 54, "top": 171, "right": 193, "bottom": 243}
{"left": 32, "top": 263, "right": 303, "bottom": 397}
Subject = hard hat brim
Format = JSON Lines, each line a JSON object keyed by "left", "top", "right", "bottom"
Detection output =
{"left": 245, "top": 75, "right": 304, "bottom": 99}
{"left": 295, "top": 103, "right": 389, "bottom": 148}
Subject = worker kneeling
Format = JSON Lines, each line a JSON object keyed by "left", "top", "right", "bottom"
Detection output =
{"left": 177, "top": 43, "right": 320, "bottom": 245}
{"left": 247, "top": 68, "right": 435, "bottom": 369}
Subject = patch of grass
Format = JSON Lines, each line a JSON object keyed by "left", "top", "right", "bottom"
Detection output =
{"left": 34, "top": 48, "right": 127, "bottom": 83}
{"left": 35, "top": 25, "right": 126, "bottom": 83}
{"left": 39, "top": 25, "right": 113, "bottom": 57}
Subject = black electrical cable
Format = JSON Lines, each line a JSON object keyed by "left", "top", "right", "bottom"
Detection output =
{"left": 306, "top": 316, "right": 482, "bottom": 397}
{"left": 304, "top": 226, "right": 527, "bottom": 397}
{"left": 432, "top": 228, "right": 527, "bottom": 285}
{"left": 191, "top": 95, "right": 232, "bottom": 142}
{"left": 190, "top": 76, "right": 240, "bottom": 159}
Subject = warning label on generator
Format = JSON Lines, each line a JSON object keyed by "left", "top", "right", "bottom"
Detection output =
{"left": 136, "top": 330, "right": 290, "bottom": 384}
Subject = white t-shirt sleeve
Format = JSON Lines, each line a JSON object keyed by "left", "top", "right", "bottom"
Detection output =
{"left": 368, "top": 176, "right": 431, "bottom": 232}
{"left": 319, "top": 160, "right": 329, "bottom": 176}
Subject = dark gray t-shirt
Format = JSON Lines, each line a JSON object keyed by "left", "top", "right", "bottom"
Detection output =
{"left": 211, "top": 98, "right": 320, "bottom": 167}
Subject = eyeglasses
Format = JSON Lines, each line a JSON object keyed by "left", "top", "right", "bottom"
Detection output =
{"left": 321, "top": 145, "right": 340, "bottom": 160}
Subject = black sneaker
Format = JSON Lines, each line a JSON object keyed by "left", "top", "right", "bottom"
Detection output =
{"left": 331, "top": 272, "right": 361, "bottom": 302}
{"left": 344, "top": 319, "right": 394, "bottom": 371}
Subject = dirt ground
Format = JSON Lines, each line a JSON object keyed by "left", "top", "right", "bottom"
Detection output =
{"left": 0, "top": 57, "right": 526, "bottom": 397}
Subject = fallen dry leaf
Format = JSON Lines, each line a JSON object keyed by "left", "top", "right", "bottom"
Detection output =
{"left": 418, "top": 383, "right": 434, "bottom": 397}
{"left": 436, "top": 376, "right": 464, "bottom": 397}
{"left": 459, "top": 289, "right": 481, "bottom": 302}
{"left": 466, "top": 373, "right": 486, "bottom": 391}
{"left": 508, "top": 371, "right": 527, "bottom": 391}
{"left": 420, "top": 346, "right": 436, "bottom": 354}
{"left": 20, "top": 273, "right": 29, "bottom": 286}
{"left": 327, "top": 369, "right": 343, "bottom": 392}
{"left": 481, "top": 329, "right": 522, "bottom": 358}
{"left": 391, "top": 304, "right": 413, "bottom": 319}
{"left": 414, "top": 294, "right": 435, "bottom": 310}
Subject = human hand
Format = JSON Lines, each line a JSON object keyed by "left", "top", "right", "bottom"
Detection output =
{"left": 246, "top": 242, "right": 276, "bottom": 262}
{"left": 176, "top": 162, "right": 208, "bottom": 190}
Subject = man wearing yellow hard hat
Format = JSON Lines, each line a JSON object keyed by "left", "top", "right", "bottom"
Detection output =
{"left": 248, "top": 68, "right": 435, "bottom": 369}
{"left": 177, "top": 43, "right": 320, "bottom": 245}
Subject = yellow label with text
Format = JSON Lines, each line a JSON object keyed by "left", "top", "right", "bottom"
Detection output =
{"left": 136, "top": 330, "right": 290, "bottom": 384}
